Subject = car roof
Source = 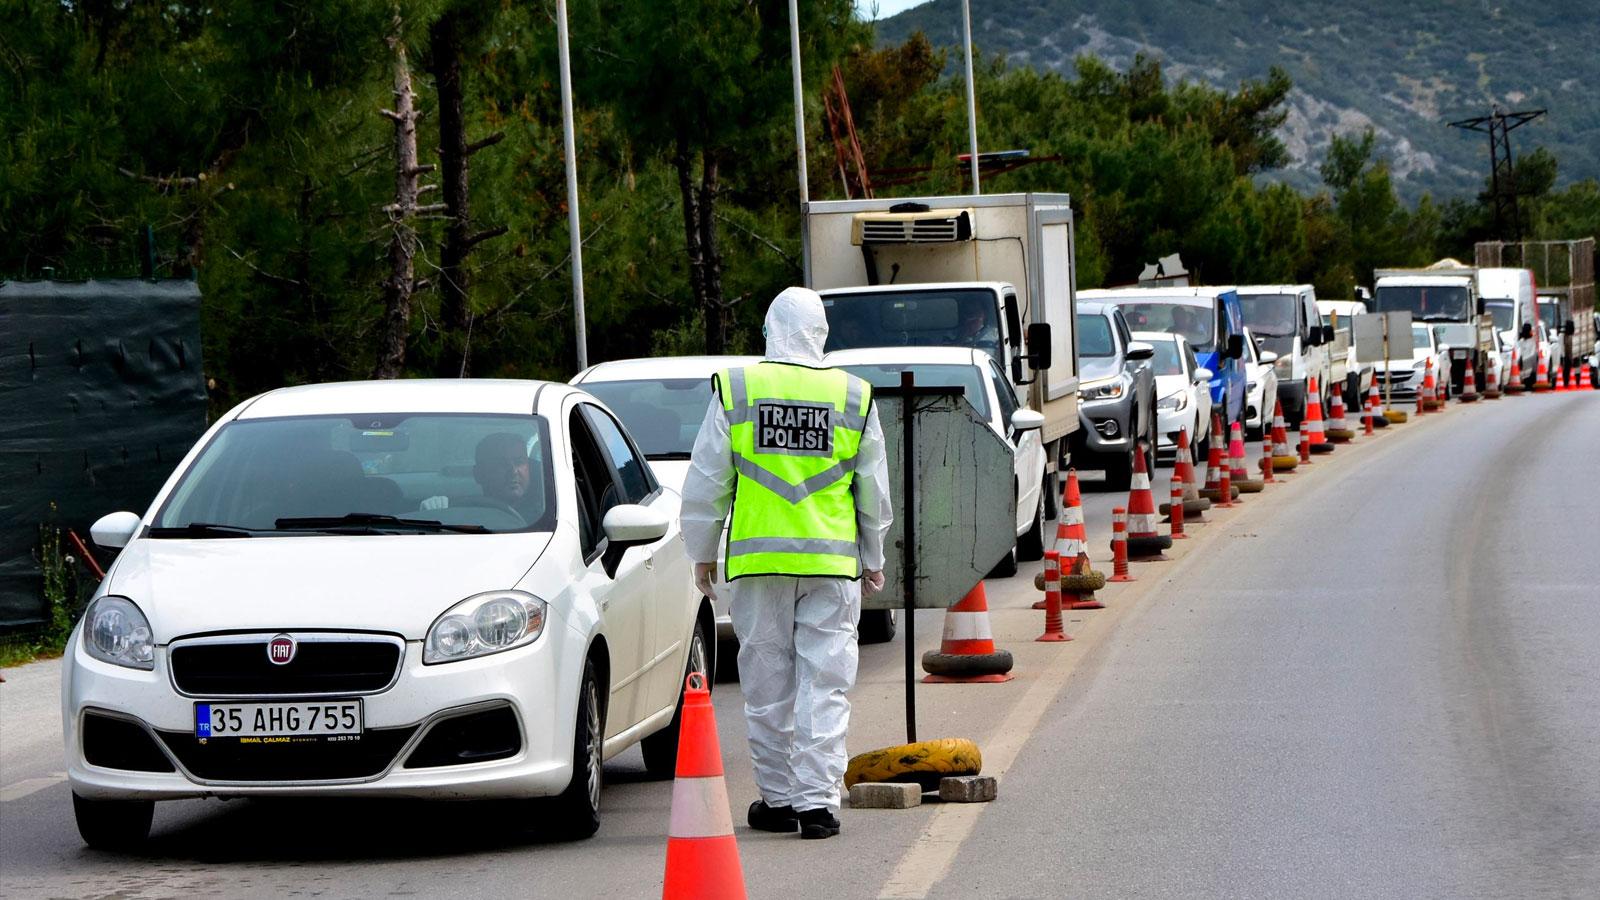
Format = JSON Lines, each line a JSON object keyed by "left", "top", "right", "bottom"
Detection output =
{"left": 1131, "top": 330, "right": 1182, "bottom": 346}
{"left": 822, "top": 346, "right": 990, "bottom": 368}
{"left": 571, "top": 355, "right": 760, "bottom": 384}
{"left": 1078, "top": 286, "right": 1239, "bottom": 303}
{"left": 236, "top": 379, "right": 559, "bottom": 420}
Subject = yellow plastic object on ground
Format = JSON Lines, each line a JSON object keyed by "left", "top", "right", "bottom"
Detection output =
{"left": 845, "top": 738, "right": 983, "bottom": 791}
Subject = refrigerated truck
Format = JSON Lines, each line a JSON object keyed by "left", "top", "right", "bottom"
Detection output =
{"left": 803, "top": 192, "right": 1080, "bottom": 515}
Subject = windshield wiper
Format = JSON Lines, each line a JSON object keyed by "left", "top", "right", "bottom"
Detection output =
{"left": 1416, "top": 313, "right": 1461, "bottom": 322}
{"left": 1251, "top": 329, "right": 1293, "bottom": 338}
{"left": 274, "top": 513, "right": 489, "bottom": 534}
{"left": 148, "top": 522, "right": 256, "bottom": 539}
{"left": 648, "top": 451, "right": 693, "bottom": 460}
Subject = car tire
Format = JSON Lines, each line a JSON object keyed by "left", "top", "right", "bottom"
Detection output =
{"left": 1015, "top": 494, "right": 1046, "bottom": 562}
{"left": 858, "top": 609, "right": 897, "bottom": 644}
{"left": 547, "top": 658, "right": 605, "bottom": 839}
{"left": 72, "top": 792, "right": 153, "bottom": 851}
{"left": 641, "top": 617, "right": 711, "bottom": 779}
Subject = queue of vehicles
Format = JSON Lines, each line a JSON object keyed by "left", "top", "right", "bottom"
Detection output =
{"left": 58, "top": 188, "right": 1595, "bottom": 854}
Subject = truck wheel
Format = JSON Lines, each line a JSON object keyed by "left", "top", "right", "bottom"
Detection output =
{"left": 987, "top": 546, "right": 1018, "bottom": 578}
{"left": 858, "top": 609, "right": 897, "bottom": 644}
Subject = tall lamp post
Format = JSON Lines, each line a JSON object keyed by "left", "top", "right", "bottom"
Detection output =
{"left": 788, "top": 0, "right": 812, "bottom": 285}
{"left": 556, "top": 0, "right": 587, "bottom": 369}
{"left": 960, "top": 0, "right": 980, "bottom": 194}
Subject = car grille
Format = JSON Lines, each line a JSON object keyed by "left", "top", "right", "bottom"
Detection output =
{"left": 158, "top": 725, "right": 418, "bottom": 782}
{"left": 170, "top": 634, "right": 404, "bottom": 697}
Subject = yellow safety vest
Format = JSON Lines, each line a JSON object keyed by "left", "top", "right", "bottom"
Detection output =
{"left": 716, "top": 361, "right": 871, "bottom": 579}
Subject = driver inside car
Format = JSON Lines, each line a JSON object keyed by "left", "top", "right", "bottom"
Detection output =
{"left": 420, "top": 432, "right": 538, "bottom": 521}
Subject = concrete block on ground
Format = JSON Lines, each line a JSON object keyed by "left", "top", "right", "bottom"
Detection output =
{"left": 849, "top": 782, "right": 922, "bottom": 809}
{"left": 938, "top": 775, "right": 997, "bottom": 803}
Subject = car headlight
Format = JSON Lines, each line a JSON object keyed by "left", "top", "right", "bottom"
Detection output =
{"left": 83, "top": 596, "right": 154, "bottom": 670}
{"left": 425, "top": 591, "right": 547, "bottom": 664}
{"left": 1156, "top": 391, "right": 1188, "bottom": 411}
{"left": 1273, "top": 357, "right": 1293, "bottom": 377}
{"left": 1079, "top": 377, "right": 1126, "bottom": 401}
{"left": 1412, "top": 360, "right": 1428, "bottom": 370}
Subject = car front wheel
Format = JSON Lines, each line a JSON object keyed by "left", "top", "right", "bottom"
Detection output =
{"left": 640, "top": 617, "right": 711, "bottom": 779}
{"left": 1015, "top": 493, "right": 1046, "bottom": 562}
{"left": 73, "top": 792, "right": 153, "bottom": 851}
{"left": 546, "top": 658, "right": 605, "bottom": 839}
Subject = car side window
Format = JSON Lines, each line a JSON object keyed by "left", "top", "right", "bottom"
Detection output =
{"left": 580, "top": 405, "right": 656, "bottom": 504}
{"left": 568, "top": 408, "right": 617, "bottom": 559}
{"left": 988, "top": 359, "right": 1019, "bottom": 425}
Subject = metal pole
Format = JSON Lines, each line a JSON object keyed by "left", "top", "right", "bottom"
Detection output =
{"left": 960, "top": 0, "right": 981, "bottom": 194}
{"left": 900, "top": 371, "right": 917, "bottom": 744}
{"left": 556, "top": 0, "right": 587, "bottom": 370}
{"left": 787, "top": 0, "right": 812, "bottom": 286}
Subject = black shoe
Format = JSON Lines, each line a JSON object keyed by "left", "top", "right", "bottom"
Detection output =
{"left": 748, "top": 800, "right": 799, "bottom": 833}
{"left": 797, "top": 808, "right": 840, "bottom": 840}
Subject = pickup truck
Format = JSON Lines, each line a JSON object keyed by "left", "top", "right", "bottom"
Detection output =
{"left": 1317, "top": 300, "right": 1375, "bottom": 409}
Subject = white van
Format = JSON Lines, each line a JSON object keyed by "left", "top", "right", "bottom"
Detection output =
{"left": 1236, "top": 285, "right": 1331, "bottom": 425}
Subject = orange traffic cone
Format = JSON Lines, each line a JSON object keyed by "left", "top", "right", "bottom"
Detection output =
{"left": 1270, "top": 399, "right": 1299, "bottom": 472}
{"left": 1036, "top": 551, "right": 1072, "bottom": 643}
{"left": 923, "top": 583, "right": 1014, "bottom": 683}
{"left": 1161, "top": 427, "right": 1210, "bottom": 520}
{"left": 1259, "top": 435, "right": 1276, "bottom": 484}
{"left": 1124, "top": 441, "right": 1171, "bottom": 560}
{"left": 1326, "top": 385, "right": 1355, "bottom": 442}
{"left": 1581, "top": 364, "right": 1595, "bottom": 390}
{"left": 1484, "top": 356, "right": 1501, "bottom": 399}
{"left": 1108, "top": 508, "right": 1135, "bottom": 582}
{"left": 1507, "top": 352, "right": 1525, "bottom": 394}
{"left": 1417, "top": 359, "right": 1433, "bottom": 414}
{"left": 662, "top": 673, "right": 746, "bottom": 900}
{"left": 1460, "top": 357, "right": 1480, "bottom": 402}
{"left": 1533, "top": 350, "right": 1551, "bottom": 392}
{"left": 1305, "top": 377, "right": 1334, "bottom": 453}
{"left": 1229, "top": 421, "right": 1262, "bottom": 492}
{"left": 1200, "top": 413, "right": 1237, "bottom": 502}
{"left": 1168, "top": 485, "right": 1187, "bottom": 540}
{"left": 1366, "top": 382, "right": 1390, "bottom": 429}
{"left": 1034, "top": 469, "right": 1105, "bottom": 611}
{"left": 1555, "top": 366, "right": 1567, "bottom": 392}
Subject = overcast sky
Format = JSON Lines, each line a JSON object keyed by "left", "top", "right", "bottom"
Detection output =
{"left": 856, "top": 0, "right": 933, "bottom": 20}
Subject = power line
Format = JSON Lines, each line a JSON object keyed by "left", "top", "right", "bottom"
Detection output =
{"left": 1447, "top": 106, "right": 1546, "bottom": 243}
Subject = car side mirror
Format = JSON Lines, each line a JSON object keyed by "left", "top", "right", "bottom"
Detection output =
{"left": 1125, "top": 341, "right": 1155, "bottom": 361}
{"left": 1259, "top": 351, "right": 1279, "bottom": 364}
{"left": 91, "top": 511, "right": 142, "bottom": 549}
{"left": 1226, "top": 334, "right": 1245, "bottom": 359}
{"left": 1193, "top": 367, "right": 1214, "bottom": 383}
{"left": 1320, "top": 325, "right": 1335, "bottom": 344}
{"left": 601, "top": 504, "right": 668, "bottom": 577}
{"left": 1009, "top": 408, "right": 1044, "bottom": 432}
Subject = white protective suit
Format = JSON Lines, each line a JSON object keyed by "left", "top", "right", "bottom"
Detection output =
{"left": 680, "top": 287, "right": 893, "bottom": 814}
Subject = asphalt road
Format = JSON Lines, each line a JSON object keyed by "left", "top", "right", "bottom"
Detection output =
{"left": 2, "top": 393, "right": 1596, "bottom": 899}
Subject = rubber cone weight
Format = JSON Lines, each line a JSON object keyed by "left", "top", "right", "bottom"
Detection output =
{"left": 1234, "top": 478, "right": 1265, "bottom": 493}
{"left": 922, "top": 649, "right": 1014, "bottom": 679}
{"left": 845, "top": 738, "right": 983, "bottom": 791}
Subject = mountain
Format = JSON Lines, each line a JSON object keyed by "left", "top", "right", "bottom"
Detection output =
{"left": 875, "top": 0, "right": 1599, "bottom": 200}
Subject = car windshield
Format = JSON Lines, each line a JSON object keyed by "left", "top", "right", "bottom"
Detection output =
{"left": 1113, "top": 301, "right": 1214, "bottom": 352}
{"left": 582, "top": 378, "right": 712, "bottom": 459}
{"left": 1239, "top": 293, "right": 1297, "bottom": 338}
{"left": 1375, "top": 285, "right": 1471, "bottom": 321}
{"left": 1432, "top": 324, "right": 1475, "bottom": 348}
{"left": 1485, "top": 302, "right": 1514, "bottom": 333}
{"left": 840, "top": 363, "right": 989, "bottom": 418}
{"left": 822, "top": 289, "right": 999, "bottom": 360}
{"left": 1148, "top": 340, "right": 1184, "bottom": 376}
{"left": 1077, "top": 313, "right": 1115, "bottom": 357}
{"left": 154, "top": 414, "right": 556, "bottom": 535}
{"left": 1537, "top": 302, "right": 1560, "bottom": 327}
{"left": 1410, "top": 324, "right": 1433, "bottom": 350}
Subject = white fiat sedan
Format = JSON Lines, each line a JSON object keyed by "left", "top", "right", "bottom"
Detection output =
{"left": 1134, "top": 331, "right": 1213, "bottom": 459}
{"left": 64, "top": 379, "right": 710, "bottom": 849}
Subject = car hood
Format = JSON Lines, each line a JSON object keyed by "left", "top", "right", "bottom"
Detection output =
{"left": 1079, "top": 357, "right": 1123, "bottom": 384}
{"left": 106, "top": 532, "right": 551, "bottom": 642}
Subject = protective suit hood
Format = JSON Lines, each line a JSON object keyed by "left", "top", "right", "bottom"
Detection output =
{"left": 764, "top": 287, "right": 829, "bottom": 365}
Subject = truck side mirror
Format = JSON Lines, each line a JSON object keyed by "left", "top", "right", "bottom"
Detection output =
{"left": 1025, "top": 322, "right": 1052, "bottom": 370}
{"left": 1004, "top": 294, "right": 1023, "bottom": 350}
{"left": 1320, "top": 325, "right": 1335, "bottom": 344}
{"left": 1226, "top": 334, "right": 1245, "bottom": 359}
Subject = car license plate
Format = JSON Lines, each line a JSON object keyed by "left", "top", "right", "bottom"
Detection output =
{"left": 195, "top": 700, "right": 363, "bottom": 739}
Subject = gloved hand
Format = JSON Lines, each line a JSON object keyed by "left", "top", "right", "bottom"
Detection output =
{"left": 420, "top": 495, "right": 449, "bottom": 511}
{"left": 862, "top": 569, "right": 885, "bottom": 597}
{"left": 693, "top": 562, "right": 718, "bottom": 602}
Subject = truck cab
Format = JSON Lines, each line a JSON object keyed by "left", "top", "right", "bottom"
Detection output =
{"left": 1373, "top": 265, "right": 1493, "bottom": 393}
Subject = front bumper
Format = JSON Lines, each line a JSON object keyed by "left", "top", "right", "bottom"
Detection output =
{"left": 1155, "top": 405, "right": 1191, "bottom": 454}
{"left": 63, "top": 629, "right": 579, "bottom": 801}
{"left": 1073, "top": 396, "right": 1136, "bottom": 456}
{"left": 1374, "top": 367, "right": 1425, "bottom": 399}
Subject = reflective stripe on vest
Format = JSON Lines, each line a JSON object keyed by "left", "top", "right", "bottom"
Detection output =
{"left": 718, "top": 362, "right": 870, "bottom": 579}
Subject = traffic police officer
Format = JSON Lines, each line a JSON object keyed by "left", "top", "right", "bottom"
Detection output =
{"left": 680, "top": 287, "right": 892, "bottom": 840}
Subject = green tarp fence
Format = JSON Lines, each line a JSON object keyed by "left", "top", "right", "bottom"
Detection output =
{"left": 1, "top": 280, "right": 207, "bottom": 629}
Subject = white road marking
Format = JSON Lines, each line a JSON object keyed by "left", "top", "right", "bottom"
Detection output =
{"left": 0, "top": 773, "right": 67, "bottom": 802}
